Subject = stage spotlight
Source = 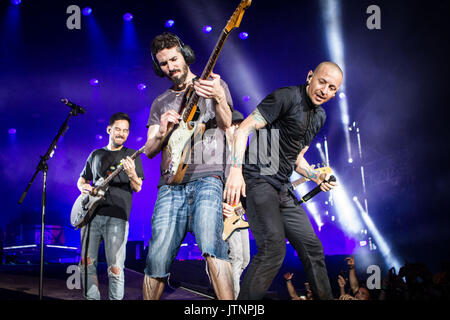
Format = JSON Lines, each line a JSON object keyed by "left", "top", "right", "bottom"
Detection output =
{"left": 352, "top": 196, "right": 358, "bottom": 201}
{"left": 243, "top": 95, "right": 251, "bottom": 102}
{"left": 354, "top": 197, "right": 401, "bottom": 270}
{"left": 8, "top": 128, "right": 16, "bottom": 134}
{"left": 239, "top": 32, "right": 249, "bottom": 40}
{"left": 90, "top": 78, "right": 99, "bottom": 86}
{"left": 348, "top": 158, "right": 353, "bottom": 163}
{"left": 95, "top": 134, "right": 103, "bottom": 140}
{"left": 137, "top": 83, "right": 147, "bottom": 91}
{"left": 329, "top": 172, "right": 363, "bottom": 234}
{"left": 320, "top": 0, "right": 352, "bottom": 162}
{"left": 316, "top": 143, "right": 321, "bottom": 149}
{"left": 11, "top": 0, "right": 21, "bottom": 5}
{"left": 165, "top": 19, "right": 175, "bottom": 28}
{"left": 202, "top": 25, "right": 212, "bottom": 33}
{"left": 339, "top": 92, "right": 346, "bottom": 99}
{"left": 82, "top": 7, "right": 92, "bottom": 16}
{"left": 123, "top": 13, "right": 133, "bottom": 22}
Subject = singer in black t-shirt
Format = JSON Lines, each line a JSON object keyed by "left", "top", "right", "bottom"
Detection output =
{"left": 224, "top": 62, "right": 343, "bottom": 300}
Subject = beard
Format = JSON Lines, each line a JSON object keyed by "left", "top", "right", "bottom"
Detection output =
{"left": 168, "top": 63, "right": 189, "bottom": 87}
{"left": 111, "top": 136, "right": 125, "bottom": 148}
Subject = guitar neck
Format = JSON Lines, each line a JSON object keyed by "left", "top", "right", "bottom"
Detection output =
{"left": 291, "top": 176, "right": 308, "bottom": 188}
{"left": 97, "top": 146, "right": 145, "bottom": 189}
{"left": 182, "top": 30, "right": 230, "bottom": 122}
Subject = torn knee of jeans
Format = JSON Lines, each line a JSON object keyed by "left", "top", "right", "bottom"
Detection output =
{"left": 108, "top": 265, "right": 122, "bottom": 278}
{"left": 80, "top": 257, "right": 94, "bottom": 266}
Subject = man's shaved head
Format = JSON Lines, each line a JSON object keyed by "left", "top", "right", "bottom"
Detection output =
{"left": 314, "top": 61, "right": 343, "bottom": 79}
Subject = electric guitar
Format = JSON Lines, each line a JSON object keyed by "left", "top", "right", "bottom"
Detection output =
{"left": 160, "top": 0, "right": 252, "bottom": 185}
{"left": 222, "top": 202, "right": 249, "bottom": 241}
{"left": 221, "top": 166, "right": 332, "bottom": 240}
{"left": 291, "top": 165, "right": 332, "bottom": 189}
{"left": 70, "top": 146, "right": 146, "bottom": 229}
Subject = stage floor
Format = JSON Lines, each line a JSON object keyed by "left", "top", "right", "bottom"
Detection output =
{"left": 0, "top": 263, "right": 211, "bottom": 300}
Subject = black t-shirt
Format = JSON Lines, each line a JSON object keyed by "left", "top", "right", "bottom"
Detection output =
{"left": 80, "top": 147, "right": 145, "bottom": 221}
{"left": 243, "top": 84, "right": 326, "bottom": 190}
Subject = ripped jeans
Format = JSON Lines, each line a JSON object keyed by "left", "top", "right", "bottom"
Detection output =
{"left": 79, "top": 215, "right": 129, "bottom": 300}
{"left": 144, "top": 176, "right": 229, "bottom": 279}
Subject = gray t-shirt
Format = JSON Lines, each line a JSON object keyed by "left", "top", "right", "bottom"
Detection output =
{"left": 147, "top": 79, "right": 233, "bottom": 186}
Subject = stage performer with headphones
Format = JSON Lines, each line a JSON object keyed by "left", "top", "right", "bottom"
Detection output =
{"left": 224, "top": 62, "right": 343, "bottom": 300}
{"left": 142, "top": 32, "right": 234, "bottom": 300}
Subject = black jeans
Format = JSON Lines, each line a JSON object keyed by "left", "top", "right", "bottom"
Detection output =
{"left": 238, "top": 179, "right": 333, "bottom": 300}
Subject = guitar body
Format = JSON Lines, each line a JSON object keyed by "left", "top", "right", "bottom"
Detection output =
{"left": 161, "top": 120, "right": 198, "bottom": 185}
{"left": 222, "top": 204, "right": 249, "bottom": 241}
{"left": 70, "top": 192, "right": 104, "bottom": 229}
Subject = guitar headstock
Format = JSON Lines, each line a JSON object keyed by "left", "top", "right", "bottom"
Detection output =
{"left": 225, "top": 0, "right": 252, "bottom": 32}
{"left": 233, "top": 202, "right": 246, "bottom": 215}
{"left": 310, "top": 163, "right": 332, "bottom": 175}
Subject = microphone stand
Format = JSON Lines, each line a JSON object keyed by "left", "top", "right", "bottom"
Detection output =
{"left": 18, "top": 107, "right": 83, "bottom": 300}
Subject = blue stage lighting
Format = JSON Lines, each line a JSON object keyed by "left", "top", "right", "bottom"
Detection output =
{"left": 96, "top": 134, "right": 103, "bottom": 140}
{"left": 354, "top": 198, "right": 401, "bottom": 270}
{"left": 8, "top": 128, "right": 16, "bottom": 134}
{"left": 82, "top": 7, "right": 92, "bottom": 16}
{"left": 339, "top": 92, "right": 346, "bottom": 99}
{"left": 11, "top": 0, "right": 21, "bottom": 5}
{"left": 123, "top": 13, "right": 133, "bottom": 22}
{"left": 137, "top": 83, "right": 147, "bottom": 91}
{"left": 165, "top": 19, "right": 175, "bottom": 28}
{"left": 239, "top": 32, "right": 249, "bottom": 40}
{"left": 90, "top": 78, "right": 99, "bottom": 86}
{"left": 202, "top": 25, "right": 212, "bottom": 33}
{"left": 243, "top": 95, "right": 251, "bottom": 102}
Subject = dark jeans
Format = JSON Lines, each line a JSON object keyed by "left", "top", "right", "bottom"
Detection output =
{"left": 238, "top": 179, "right": 333, "bottom": 300}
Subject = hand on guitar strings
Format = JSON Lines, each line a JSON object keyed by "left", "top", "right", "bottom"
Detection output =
{"left": 222, "top": 202, "right": 234, "bottom": 219}
{"left": 121, "top": 156, "right": 136, "bottom": 177}
{"left": 157, "top": 109, "right": 181, "bottom": 138}
{"left": 193, "top": 72, "right": 226, "bottom": 104}
{"left": 80, "top": 183, "right": 93, "bottom": 195}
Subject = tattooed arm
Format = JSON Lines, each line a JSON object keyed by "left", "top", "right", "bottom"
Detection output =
{"left": 295, "top": 146, "right": 337, "bottom": 192}
{"left": 223, "top": 108, "right": 268, "bottom": 205}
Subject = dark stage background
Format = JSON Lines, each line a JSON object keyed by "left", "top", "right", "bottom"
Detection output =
{"left": 1, "top": 0, "right": 449, "bottom": 278}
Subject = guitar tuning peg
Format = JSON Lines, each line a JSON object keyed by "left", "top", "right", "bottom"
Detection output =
{"left": 311, "top": 164, "right": 316, "bottom": 169}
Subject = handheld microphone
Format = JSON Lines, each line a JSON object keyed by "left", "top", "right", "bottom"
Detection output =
{"left": 61, "top": 98, "right": 86, "bottom": 114}
{"left": 299, "top": 175, "right": 336, "bottom": 204}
